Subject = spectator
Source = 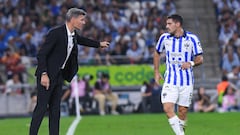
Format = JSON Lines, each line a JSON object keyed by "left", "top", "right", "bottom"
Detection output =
{"left": 227, "top": 65, "right": 240, "bottom": 86}
{"left": 5, "top": 73, "right": 23, "bottom": 95}
{"left": 19, "top": 33, "right": 37, "bottom": 57}
{"left": 140, "top": 80, "right": 152, "bottom": 113}
{"left": 93, "top": 73, "right": 119, "bottom": 116}
{"left": 127, "top": 12, "right": 141, "bottom": 37}
{"left": 19, "top": 15, "right": 34, "bottom": 35}
{"left": 0, "top": 34, "right": 7, "bottom": 57}
{"left": 1, "top": 0, "right": 14, "bottom": 17}
{"left": 162, "top": 1, "right": 176, "bottom": 16}
{"left": 7, "top": 8, "right": 23, "bottom": 32}
{"left": 31, "top": 22, "right": 47, "bottom": 49}
{"left": 150, "top": 78, "right": 163, "bottom": 113}
{"left": 216, "top": 76, "right": 230, "bottom": 107}
{"left": 95, "top": 47, "right": 112, "bottom": 65}
{"left": 222, "top": 46, "right": 240, "bottom": 75}
{"left": 17, "top": 0, "right": 28, "bottom": 15}
{"left": 221, "top": 38, "right": 235, "bottom": 57}
{"left": 4, "top": 24, "right": 18, "bottom": 45}
{"left": 0, "top": 48, "right": 25, "bottom": 78}
{"left": 193, "top": 87, "right": 216, "bottom": 112}
{"left": 34, "top": 0, "right": 48, "bottom": 15}
{"left": 18, "top": 48, "right": 32, "bottom": 83}
{"left": 232, "top": 31, "right": 240, "bottom": 48}
{"left": 126, "top": 40, "right": 143, "bottom": 64}
{"left": 135, "top": 32, "right": 146, "bottom": 54}
{"left": 48, "top": 0, "right": 61, "bottom": 17}
{"left": 221, "top": 84, "right": 239, "bottom": 112}
{"left": 114, "top": 26, "right": 131, "bottom": 47}
{"left": 0, "top": 75, "right": 5, "bottom": 94}
{"left": 62, "top": 0, "right": 76, "bottom": 9}
{"left": 94, "top": 10, "right": 111, "bottom": 34}
{"left": 62, "top": 74, "right": 94, "bottom": 115}
{"left": 143, "top": 45, "right": 154, "bottom": 63}
{"left": 28, "top": 90, "right": 37, "bottom": 114}
{"left": 6, "top": 36, "right": 19, "bottom": 53}
{"left": 109, "top": 10, "right": 127, "bottom": 31}
{"left": 218, "top": 20, "right": 234, "bottom": 47}
{"left": 78, "top": 46, "right": 95, "bottom": 65}
{"left": 141, "top": 18, "right": 158, "bottom": 46}
{"left": 110, "top": 43, "right": 125, "bottom": 64}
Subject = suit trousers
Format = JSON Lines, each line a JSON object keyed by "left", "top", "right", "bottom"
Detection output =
{"left": 29, "top": 72, "right": 63, "bottom": 135}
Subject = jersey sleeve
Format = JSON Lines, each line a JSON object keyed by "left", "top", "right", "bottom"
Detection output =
{"left": 190, "top": 34, "right": 203, "bottom": 56}
{"left": 155, "top": 33, "right": 167, "bottom": 53}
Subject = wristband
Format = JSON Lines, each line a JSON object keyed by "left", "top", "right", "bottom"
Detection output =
{"left": 189, "top": 61, "right": 195, "bottom": 67}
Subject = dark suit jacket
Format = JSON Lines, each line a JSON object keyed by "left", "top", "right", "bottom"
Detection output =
{"left": 35, "top": 24, "right": 100, "bottom": 82}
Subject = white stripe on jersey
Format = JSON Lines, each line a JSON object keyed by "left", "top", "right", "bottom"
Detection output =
{"left": 155, "top": 31, "right": 203, "bottom": 86}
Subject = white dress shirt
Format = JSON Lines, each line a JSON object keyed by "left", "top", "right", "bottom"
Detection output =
{"left": 61, "top": 25, "right": 75, "bottom": 69}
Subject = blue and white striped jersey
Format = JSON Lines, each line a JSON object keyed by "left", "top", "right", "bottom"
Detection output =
{"left": 155, "top": 31, "right": 203, "bottom": 86}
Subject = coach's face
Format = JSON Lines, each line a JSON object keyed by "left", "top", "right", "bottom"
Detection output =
{"left": 72, "top": 15, "right": 86, "bottom": 30}
{"left": 166, "top": 19, "right": 179, "bottom": 34}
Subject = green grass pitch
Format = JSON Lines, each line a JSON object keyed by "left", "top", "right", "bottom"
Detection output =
{"left": 0, "top": 112, "right": 239, "bottom": 135}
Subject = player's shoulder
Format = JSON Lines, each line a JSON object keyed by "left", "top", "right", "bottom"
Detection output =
{"left": 159, "top": 32, "right": 171, "bottom": 39}
{"left": 161, "top": 32, "right": 171, "bottom": 37}
{"left": 185, "top": 31, "right": 199, "bottom": 39}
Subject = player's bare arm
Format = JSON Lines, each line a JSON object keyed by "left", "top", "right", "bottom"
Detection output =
{"left": 192, "top": 54, "right": 203, "bottom": 66}
{"left": 153, "top": 50, "right": 163, "bottom": 84}
{"left": 181, "top": 55, "right": 203, "bottom": 70}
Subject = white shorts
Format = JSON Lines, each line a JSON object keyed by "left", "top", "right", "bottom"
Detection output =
{"left": 161, "top": 83, "right": 193, "bottom": 107}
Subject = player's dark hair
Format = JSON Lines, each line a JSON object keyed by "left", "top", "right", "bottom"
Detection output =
{"left": 167, "top": 14, "right": 183, "bottom": 26}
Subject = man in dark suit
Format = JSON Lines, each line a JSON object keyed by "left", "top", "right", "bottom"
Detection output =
{"left": 29, "top": 8, "right": 109, "bottom": 135}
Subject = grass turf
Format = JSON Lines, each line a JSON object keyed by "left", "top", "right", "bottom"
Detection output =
{"left": 0, "top": 112, "right": 239, "bottom": 135}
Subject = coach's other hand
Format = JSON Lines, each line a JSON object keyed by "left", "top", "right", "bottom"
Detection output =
{"left": 41, "top": 74, "right": 50, "bottom": 90}
{"left": 100, "top": 41, "right": 110, "bottom": 48}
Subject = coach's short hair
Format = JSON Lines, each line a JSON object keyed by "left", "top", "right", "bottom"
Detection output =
{"left": 167, "top": 14, "right": 183, "bottom": 26}
{"left": 66, "top": 8, "right": 87, "bottom": 22}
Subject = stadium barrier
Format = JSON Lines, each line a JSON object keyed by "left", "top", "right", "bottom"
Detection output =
{"left": 0, "top": 83, "right": 219, "bottom": 117}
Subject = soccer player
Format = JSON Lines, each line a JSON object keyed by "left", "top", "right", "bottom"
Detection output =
{"left": 153, "top": 14, "right": 203, "bottom": 135}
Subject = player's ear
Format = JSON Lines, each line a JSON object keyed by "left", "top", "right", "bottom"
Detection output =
{"left": 176, "top": 22, "right": 181, "bottom": 27}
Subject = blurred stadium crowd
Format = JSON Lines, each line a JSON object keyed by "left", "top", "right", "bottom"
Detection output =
{"left": 213, "top": 0, "right": 240, "bottom": 87}
{"left": 202, "top": 0, "right": 240, "bottom": 112}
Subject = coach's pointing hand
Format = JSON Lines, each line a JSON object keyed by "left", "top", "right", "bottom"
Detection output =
{"left": 100, "top": 41, "right": 110, "bottom": 48}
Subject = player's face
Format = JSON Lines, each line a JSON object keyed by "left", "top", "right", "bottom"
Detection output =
{"left": 73, "top": 15, "right": 86, "bottom": 30}
{"left": 166, "top": 19, "right": 178, "bottom": 35}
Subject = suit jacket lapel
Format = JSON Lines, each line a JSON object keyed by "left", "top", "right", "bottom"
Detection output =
{"left": 73, "top": 30, "right": 77, "bottom": 46}
{"left": 63, "top": 24, "right": 68, "bottom": 56}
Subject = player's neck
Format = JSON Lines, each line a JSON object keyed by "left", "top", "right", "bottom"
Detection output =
{"left": 174, "top": 28, "right": 184, "bottom": 38}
